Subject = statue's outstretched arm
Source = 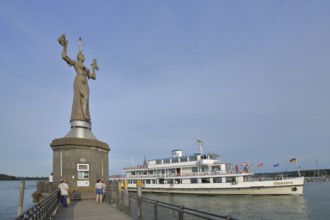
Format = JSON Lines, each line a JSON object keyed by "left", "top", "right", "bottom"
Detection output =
{"left": 58, "top": 34, "right": 75, "bottom": 67}
{"left": 62, "top": 46, "right": 75, "bottom": 67}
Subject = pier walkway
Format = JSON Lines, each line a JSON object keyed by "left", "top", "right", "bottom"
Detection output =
{"left": 54, "top": 200, "right": 131, "bottom": 220}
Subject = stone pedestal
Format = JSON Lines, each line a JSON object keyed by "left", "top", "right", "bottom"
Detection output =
{"left": 50, "top": 121, "right": 110, "bottom": 192}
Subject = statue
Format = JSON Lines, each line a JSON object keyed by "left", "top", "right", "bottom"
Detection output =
{"left": 58, "top": 34, "right": 98, "bottom": 123}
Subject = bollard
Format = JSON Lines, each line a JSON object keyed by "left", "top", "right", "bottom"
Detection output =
{"left": 136, "top": 179, "right": 142, "bottom": 197}
{"left": 136, "top": 180, "right": 142, "bottom": 220}
{"left": 17, "top": 181, "right": 25, "bottom": 217}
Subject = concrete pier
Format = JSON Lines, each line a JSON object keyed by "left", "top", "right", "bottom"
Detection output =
{"left": 54, "top": 200, "right": 130, "bottom": 220}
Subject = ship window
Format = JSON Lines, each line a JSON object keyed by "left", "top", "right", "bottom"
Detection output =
{"left": 201, "top": 155, "right": 207, "bottom": 159}
{"left": 164, "top": 159, "right": 170, "bottom": 164}
{"left": 180, "top": 157, "right": 188, "bottom": 162}
{"left": 213, "top": 177, "right": 222, "bottom": 183}
{"left": 226, "top": 177, "right": 235, "bottom": 183}
{"left": 212, "top": 166, "right": 220, "bottom": 172}
{"left": 201, "top": 166, "right": 208, "bottom": 172}
{"left": 201, "top": 178, "right": 210, "bottom": 183}
{"left": 191, "top": 178, "right": 198, "bottom": 184}
{"left": 172, "top": 158, "right": 179, "bottom": 163}
{"left": 192, "top": 167, "right": 198, "bottom": 172}
{"left": 189, "top": 156, "right": 197, "bottom": 161}
{"left": 156, "top": 160, "right": 162, "bottom": 164}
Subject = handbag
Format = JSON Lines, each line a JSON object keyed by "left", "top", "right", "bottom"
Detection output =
{"left": 66, "top": 196, "right": 71, "bottom": 205}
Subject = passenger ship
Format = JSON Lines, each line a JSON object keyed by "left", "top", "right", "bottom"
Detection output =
{"left": 110, "top": 143, "right": 304, "bottom": 195}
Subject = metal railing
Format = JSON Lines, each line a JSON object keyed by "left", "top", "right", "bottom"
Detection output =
{"left": 109, "top": 192, "right": 236, "bottom": 220}
{"left": 106, "top": 182, "right": 237, "bottom": 220}
{"left": 16, "top": 190, "right": 59, "bottom": 220}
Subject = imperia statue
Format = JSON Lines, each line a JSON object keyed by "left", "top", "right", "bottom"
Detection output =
{"left": 58, "top": 34, "right": 99, "bottom": 123}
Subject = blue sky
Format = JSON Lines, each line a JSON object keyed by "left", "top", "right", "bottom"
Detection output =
{"left": 0, "top": 1, "right": 329, "bottom": 177}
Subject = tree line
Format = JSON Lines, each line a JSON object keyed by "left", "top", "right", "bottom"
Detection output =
{"left": 0, "top": 174, "right": 47, "bottom": 180}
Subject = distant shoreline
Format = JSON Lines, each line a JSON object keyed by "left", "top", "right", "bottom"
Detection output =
{"left": 0, "top": 174, "right": 47, "bottom": 181}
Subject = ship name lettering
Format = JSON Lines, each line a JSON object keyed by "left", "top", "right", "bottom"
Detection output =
{"left": 273, "top": 181, "right": 294, "bottom": 185}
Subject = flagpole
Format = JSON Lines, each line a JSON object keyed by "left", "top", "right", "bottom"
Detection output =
{"left": 296, "top": 158, "right": 301, "bottom": 177}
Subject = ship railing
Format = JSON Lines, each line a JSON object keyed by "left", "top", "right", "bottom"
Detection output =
{"left": 123, "top": 165, "right": 148, "bottom": 170}
{"left": 110, "top": 171, "right": 237, "bottom": 180}
{"left": 16, "top": 190, "right": 59, "bottom": 220}
{"left": 107, "top": 182, "right": 237, "bottom": 220}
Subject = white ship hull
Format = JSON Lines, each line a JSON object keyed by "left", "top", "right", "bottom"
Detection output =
{"left": 111, "top": 148, "right": 305, "bottom": 196}
{"left": 126, "top": 177, "right": 304, "bottom": 195}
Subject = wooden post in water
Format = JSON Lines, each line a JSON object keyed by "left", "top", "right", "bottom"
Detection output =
{"left": 136, "top": 179, "right": 142, "bottom": 220}
{"left": 17, "top": 181, "right": 25, "bottom": 217}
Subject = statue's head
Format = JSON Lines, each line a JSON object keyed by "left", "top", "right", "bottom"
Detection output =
{"left": 77, "top": 51, "right": 85, "bottom": 62}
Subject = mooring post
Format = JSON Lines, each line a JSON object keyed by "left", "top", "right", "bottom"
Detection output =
{"left": 17, "top": 180, "right": 25, "bottom": 217}
{"left": 137, "top": 179, "right": 143, "bottom": 220}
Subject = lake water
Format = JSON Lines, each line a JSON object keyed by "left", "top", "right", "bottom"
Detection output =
{"left": 141, "top": 182, "right": 330, "bottom": 220}
{"left": 1, "top": 181, "right": 329, "bottom": 219}
{"left": 0, "top": 180, "right": 37, "bottom": 219}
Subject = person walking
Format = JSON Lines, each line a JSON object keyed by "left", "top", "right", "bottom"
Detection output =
{"left": 48, "top": 173, "right": 54, "bottom": 192}
{"left": 95, "top": 179, "right": 104, "bottom": 203}
{"left": 58, "top": 179, "right": 69, "bottom": 207}
{"left": 49, "top": 173, "right": 53, "bottom": 183}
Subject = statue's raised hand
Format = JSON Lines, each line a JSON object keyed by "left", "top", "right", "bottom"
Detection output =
{"left": 58, "top": 34, "right": 68, "bottom": 48}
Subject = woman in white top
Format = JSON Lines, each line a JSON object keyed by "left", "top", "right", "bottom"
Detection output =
{"left": 95, "top": 179, "right": 104, "bottom": 203}
{"left": 58, "top": 179, "right": 69, "bottom": 207}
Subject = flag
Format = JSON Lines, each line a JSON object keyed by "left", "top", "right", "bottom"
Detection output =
{"left": 290, "top": 158, "right": 296, "bottom": 163}
{"left": 257, "top": 162, "right": 263, "bottom": 167}
{"left": 273, "top": 163, "right": 279, "bottom": 167}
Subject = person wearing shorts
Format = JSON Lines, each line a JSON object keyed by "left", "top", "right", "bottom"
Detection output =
{"left": 95, "top": 179, "right": 104, "bottom": 203}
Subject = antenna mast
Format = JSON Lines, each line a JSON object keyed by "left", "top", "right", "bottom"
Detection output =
{"left": 196, "top": 138, "right": 204, "bottom": 154}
